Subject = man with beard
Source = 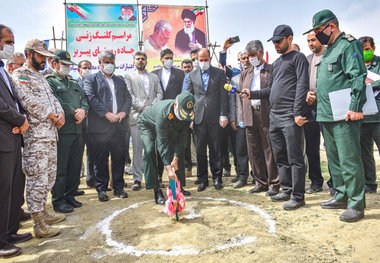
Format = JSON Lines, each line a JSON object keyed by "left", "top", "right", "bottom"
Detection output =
{"left": 118, "top": 5, "right": 136, "bottom": 21}
{"left": 144, "top": 20, "right": 172, "bottom": 57}
{"left": 12, "top": 39, "right": 65, "bottom": 238}
{"left": 175, "top": 9, "right": 206, "bottom": 54}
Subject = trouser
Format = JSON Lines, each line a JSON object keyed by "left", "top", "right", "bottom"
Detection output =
{"left": 184, "top": 129, "right": 193, "bottom": 169}
{"left": 220, "top": 124, "right": 233, "bottom": 172}
{"left": 52, "top": 134, "right": 83, "bottom": 205}
{"left": 234, "top": 127, "right": 249, "bottom": 182}
{"left": 0, "top": 138, "right": 24, "bottom": 247}
{"left": 360, "top": 122, "right": 380, "bottom": 191}
{"left": 23, "top": 140, "right": 57, "bottom": 213}
{"left": 83, "top": 122, "right": 95, "bottom": 185}
{"left": 247, "top": 109, "right": 280, "bottom": 189}
{"left": 323, "top": 121, "right": 365, "bottom": 210}
{"left": 91, "top": 129, "right": 126, "bottom": 193}
{"left": 130, "top": 124, "right": 143, "bottom": 183}
{"left": 125, "top": 122, "right": 132, "bottom": 165}
{"left": 269, "top": 113, "right": 305, "bottom": 201}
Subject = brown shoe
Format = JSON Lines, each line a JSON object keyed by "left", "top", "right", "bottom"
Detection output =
{"left": 31, "top": 212, "right": 60, "bottom": 238}
{"left": 0, "top": 244, "right": 22, "bottom": 258}
{"left": 42, "top": 210, "right": 66, "bottom": 224}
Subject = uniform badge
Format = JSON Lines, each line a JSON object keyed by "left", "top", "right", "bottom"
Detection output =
{"left": 186, "top": 101, "right": 194, "bottom": 109}
{"left": 168, "top": 113, "right": 174, "bottom": 120}
{"left": 327, "top": 64, "right": 333, "bottom": 72}
{"left": 19, "top": 77, "right": 28, "bottom": 84}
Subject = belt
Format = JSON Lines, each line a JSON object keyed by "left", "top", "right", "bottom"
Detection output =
{"left": 252, "top": 105, "right": 261, "bottom": 111}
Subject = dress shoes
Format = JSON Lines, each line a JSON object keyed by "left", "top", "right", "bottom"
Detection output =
{"left": 154, "top": 188, "right": 166, "bottom": 205}
{"left": 124, "top": 165, "right": 133, "bottom": 175}
{"left": 197, "top": 182, "right": 208, "bottom": 192}
{"left": 283, "top": 199, "right": 305, "bottom": 210}
{"left": 329, "top": 187, "right": 336, "bottom": 197}
{"left": 233, "top": 180, "right": 247, "bottom": 189}
{"left": 74, "top": 190, "right": 85, "bottom": 196}
{"left": 365, "top": 185, "right": 377, "bottom": 194}
{"left": 339, "top": 208, "right": 364, "bottom": 223}
{"left": 214, "top": 180, "right": 223, "bottom": 190}
{"left": 181, "top": 187, "right": 191, "bottom": 196}
{"left": 131, "top": 181, "right": 141, "bottom": 191}
{"left": 231, "top": 176, "right": 239, "bottom": 183}
{"left": 270, "top": 192, "right": 291, "bottom": 202}
{"left": 98, "top": 191, "right": 109, "bottom": 202}
{"left": 65, "top": 197, "right": 83, "bottom": 208}
{"left": 266, "top": 188, "right": 279, "bottom": 196}
{"left": 7, "top": 233, "right": 33, "bottom": 244}
{"left": 53, "top": 202, "right": 74, "bottom": 213}
{"left": 223, "top": 170, "right": 231, "bottom": 177}
{"left": 306, "top": 185, "right": 323, "bottom": 194}
{"left": 86, "top": 180, "right": 95, "bottom": 188}
{"left": 0, "top": 244, "right": 22, "bottom": 258}
{"left": 114, "top": 189, "right": 128, "bottom": 198}
{"left": 194, "top": 178, "right": 200, "bottom": 185}
{"left": 248, "top": 186, "right": 268, "bottom": 194}
{"left": 19, "top": 209, "right": 31, "bottom": 221}
{"left": 320, "top": 199, "right": 347, "bottom": 209}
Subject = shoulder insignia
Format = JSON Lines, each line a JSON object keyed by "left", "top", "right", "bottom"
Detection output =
{"left": 44, "top": 74, "right": 54, "bottom": 79}
{"left": 168, "top": 113, "right": 174, "bottom": 120}
{"left": 342, "top": 34, "right": 356, "bottom": 42}
{"left": 19, "top": 77, "right": 29, "bottom": 84}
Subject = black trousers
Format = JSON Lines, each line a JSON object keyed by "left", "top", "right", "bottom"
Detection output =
{"left": 234, "top": 127, "right": 249, "bottom": 181}
{"left": 269, "top": 113, "right": 305, "bottom": 201}
{"left": 0, "top": 138, "right": 24, "bottom": 247}
{"left": 90, "top": 129, "right": 126, "bottom": 193}
{"left": 194, "top": 120, "right": 222, "bottom": 184}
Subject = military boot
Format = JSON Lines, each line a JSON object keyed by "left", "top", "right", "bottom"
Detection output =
{"left": 31, "top": 212, "right": 60, "bottom": 238}
{"left": 42, "top": 209, "right": 66, "bottom": 225}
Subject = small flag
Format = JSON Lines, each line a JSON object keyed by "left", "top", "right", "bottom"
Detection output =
{"left": 192, "top": 7, "right": 205, "bottom": 16}
{"left": 19, "top": 77, "right": 28, "bottom": 84}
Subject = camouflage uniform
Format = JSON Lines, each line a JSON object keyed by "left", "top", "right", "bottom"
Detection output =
{"left": 12, "top": 64, "right": 64, "bottom": 213}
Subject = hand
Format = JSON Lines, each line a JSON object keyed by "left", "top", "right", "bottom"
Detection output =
{"left": 189, "top": 41, "right": 202, "bottom": 50}
{"left": 189, "top": 121, "right": 194, "bottom": 130}
{"left": 230, "top": 121, "right": 238, "bottom": 131}
{"left": 140, "top": 106, "right": 146, "bottom": 112}
{"left": 345, "top": 111, "right": 364, "bottom": 121}
{"left": 116, "top": 112, "right": 127, "bottom": 123}
{"left": 19, "top": 115, "right": 29, "bottom": 134}
{"left": 166, "top": 165, "right": 177, "bottom": 181}
{"left": 222, "top": 37, "right": 233, "bottom": 51}
{"left": 55, "top": 112, "right": 65, "bottom": 130}
{"left": 306, "top": 91, "right": 317, "bottom": 105}
{"left": 294, "top": 116, "right": 308, "bottom": 126}
{"left": 74, "top": 108, "right": 86, "bottom": 122}
{"left": 171, "top": 156, "right": 179, "bottom": 171}
{"left": 12, "top": 127, "right": 20, "bottom": 134}
{"left": 239, "top": 89, "right": 250, "bottom": 99}
{"left": 105, "top": 112, "right": 119, "bottom": 123}
{"left": 219, "top": 116, "right": 228, "bottom": 128}
{"left": 48, "top": 112, "right": 58, "bottom": 123}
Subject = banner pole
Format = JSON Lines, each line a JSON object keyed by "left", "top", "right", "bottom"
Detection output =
{"left": 64, "top": 0, "right": 67, "bottom": 50}
{"left": 205, "top": 0, "right": 210, "bottom": 48}
{"left": 136, "top": 0, "right": 142, "bottom": 51}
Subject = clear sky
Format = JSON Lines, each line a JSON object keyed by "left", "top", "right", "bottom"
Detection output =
{"left": 2, "top": 0, "right": 380, "bottom": 67}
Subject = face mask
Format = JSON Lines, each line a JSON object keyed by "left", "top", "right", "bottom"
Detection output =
{"left": 363, "top": 50, "right": 374, "bottom": 62}
{"left": 58, "top": 64, "right": 71, "bottom": 76}
{"left": 193, "top": 59, "right": 199, "bottom": 68}
{"left": 103, "top": 63, "right": 115, "bottom": 75}
{"left": 163, "top": 59, "right": 173, "bottom": 69}
{"left": 31, "top": 53, "right": 45, "bottom": 71}
{"left": 199, "top": 61, "right": 210, "bottom": 71}
{"left": 315, "top": 24, "right": 332, "bottom": 45}
{"left": 81, "top": 69, "right": 91, "bottom": 78}
{"left": 0, "top": 44, "right": 14, "bottom": 59}
{"left": 249, "top": 56, "right": 261, "bottom": 67}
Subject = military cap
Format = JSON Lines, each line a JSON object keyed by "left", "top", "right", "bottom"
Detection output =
{"left": 54, "top": 50, "right": 77, "bottom": 65}
{"left": 175, "top": 91, "right": 195, "bottom": 121}
{"left": 25, "top": 39, "right": 56, "bottom": 57}
{"left": 267, "top": 25, "right": 293, "bottom": 42}
{"left": 303, "top": 9, "right": 336, "bottom": 35}
{"left": 181, "top": 9, "right": 196, "bottom": 22}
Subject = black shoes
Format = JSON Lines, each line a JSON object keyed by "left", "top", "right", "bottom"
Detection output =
{"left": 114, "top": 189, "right": 128, "bottom": 198}
{"left": 7, "top": 233, "right": 33, "bottom": 244}
{"left": 320, "top": 199, "right": 347, "bottom": 209}
{"left": 233, "top": 180, "right": 247, "bottom": 189}
{"left": 53, "top": 202, "right": 74, "bottom": 213}
{"left": 270, "top": 192, "right": 291, "bottom": 202}
{"left": 283, "top": 199, "right": 305, "bottom": 210}
{"left": 266, "top": 188, "right": 279, "bottom": 196}
{"left": 154, "top": 188, "right": 166, "bottom": 205}
{"left": 194, "top": 178, "right": 200, "bottom": 185}
{"left": 181, "top": 187, "right": 191, "bottom": 196}
{"left": 0, "top": 244, "right": 22, "bottom": 258}
{"left": 214, "top": 179, "right": 223, "bottom": 190}
{"left": 65, "top": 197, "right": 82, "bottom": 208}
{"left": 223, "top": 170, "right": 231, "bottom": 177}
{"left": 74, "top": 190, "right": 85, "bottom": 196}
{"left": 329, "top": 188, "right": 336, "bottom": 197}
{"left": 248, "top": 186, "right": 268, "bottom": 194}
{"left": 365, "top": 185, "right": 377, "bottom": 194}
{"left": 131, "top": 181, "right": 141, "bottom": 191}
{"left": 98, "top": 191, "right": 109, "bottom": 202}
{"left": 86, "top": 180, "right": 95, "bottom": 188}
{"left": 231, "top": 176, "right": 239, "bottom": 183}
{"left": 197, "top": 182, "right": 208, "bottom": 192}
{"left": 339, "top": 209, "right": 364, "bottom": 222}
{"left": 306, "top": 185, "right": 323, "bottom": 194}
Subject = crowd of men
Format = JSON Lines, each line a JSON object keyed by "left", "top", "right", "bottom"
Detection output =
{"left": 0, "top": 8, "right": 379, "bottom": 258}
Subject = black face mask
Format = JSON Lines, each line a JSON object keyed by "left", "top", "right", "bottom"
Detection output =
{"left": 31, "top": 52, "right": 45, "bottom": 71}
{"left": 315, "top": 24, "right": 332, "bottom": 45}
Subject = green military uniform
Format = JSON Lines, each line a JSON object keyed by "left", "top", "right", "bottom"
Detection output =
{"left": 46, "top": 56, "right": 89, "bottom": 207}
{"left": 137, "top": 93, "right": 194, "bottom": 189}
{"left": 315, "top": 32, "right": 367, "bottom": 210}
{"left": 361, "top": 55, "right": 380, "bottom": 191}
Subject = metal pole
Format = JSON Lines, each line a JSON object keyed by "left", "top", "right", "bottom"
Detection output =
{"left": 205, "top": 1, "right": 210, "bottom": 48}
{"left": 136, "top": 0, "right": 142, "bottom": 51}
{"left": 64, "top": 0, "right": 68, "bottom": 50}
{"left": 52, "top": 26, "right": 56, "bottom": 48}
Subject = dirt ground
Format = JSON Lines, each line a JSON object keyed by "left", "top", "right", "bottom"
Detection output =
{"left": 2, "top": 149, "right": 380, "bottom": 263}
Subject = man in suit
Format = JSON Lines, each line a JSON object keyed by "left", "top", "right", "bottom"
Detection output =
{"left": 187, "top": 48, "right": 228, "bottom": 191}
{"left": 84, "top": 50, "right": 132, "bottom": 202}
{"left": 124, "top": 51, "right": 163, "bottom": 191}
{"left": 6, "top": 52, "right": 25, "bottom": 74}
{"left": 0, "top": 24, "right": 31, "bottom": 258}
{"left": 238, "top": 40, "right": 280, "bottom": 196}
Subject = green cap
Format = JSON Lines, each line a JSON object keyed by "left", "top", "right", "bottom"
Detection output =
{"left": 303, "top": 9, "right": 336, "bottom": 35}
{"left": 175, "top": 91, "right": 195, "bottom": 121}
{"left": 54, "top": 50, "right": 77, "bottom": 65}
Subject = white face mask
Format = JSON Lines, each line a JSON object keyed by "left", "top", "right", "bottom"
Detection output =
{"left": 199, "top": 61, "right": 210, "bottom": 71}
{"left": 163, "top": 59, "right": 173, "bottom": 69}
{"left": 193, "top": 59, "right": 199, "bottom": 68}
{"left": 81, "top": 69, "right": 91, "bottom": 78}
{"left": 103, "top": 63, "right": 115, "bottom": 75}
{"left": 58, "top": 64, "right": 71, "bottom": 76}
{"left": 249, "top": 56, "right": 261, "bottom": 67}
{"left": 0, "top": 44, "right": 14, "bottom": 59}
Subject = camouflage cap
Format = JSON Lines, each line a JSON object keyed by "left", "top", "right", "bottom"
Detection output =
{"left": 25, "top": 39, "right": 56, "bottom": 57}
{"left": 303, "top": 9, "right": 336, "bottom": 35}
{"left": 175, "top": 91, "right": 195, "bottom": 121}
{"left": 54, "top": 50, "right": 77, "bottom": 65}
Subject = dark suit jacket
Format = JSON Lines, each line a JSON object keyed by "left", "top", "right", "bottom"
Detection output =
{"left": 0, "top": 70, "right": 25, "bottom": 151}
{"left": 152, "top": 67, "right": 185, "bottom": 100}
{"left": 238, "top": 63, "right": 272, "bottom": 128}
{"left": 187, "top": 66, "right": 227, "bottom": 125}
{"left": 84, "top": 71, "right": 132, "bottom": 133}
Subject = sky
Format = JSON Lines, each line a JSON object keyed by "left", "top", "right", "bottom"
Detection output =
{"left": 2, "top": 0, "right": 380, "bottom": 67}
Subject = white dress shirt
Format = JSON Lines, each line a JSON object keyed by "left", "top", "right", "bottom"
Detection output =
{"left": 250, "top": 63, "right": 264, "bottom": 107}
{"left": 138, "top": 70, "right": 150, "bottom": 95}
{"left": 104, "top": 75, "right": 117, "bottom": 114}
{"left": 161, "top": 67, "right": 171, "bottom": 91}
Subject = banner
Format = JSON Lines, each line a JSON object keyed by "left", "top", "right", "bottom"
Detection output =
{"left": 66, "top": 3, "right": 139, "bottom": 78}
{"left": 142, "top": 5, "right": 207, "bottom": 71}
